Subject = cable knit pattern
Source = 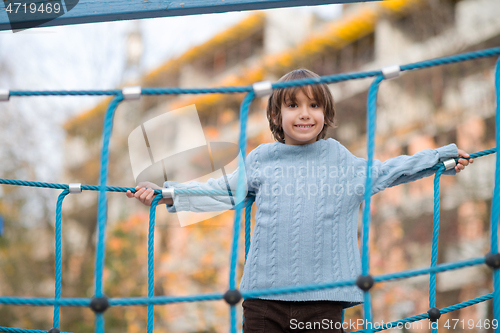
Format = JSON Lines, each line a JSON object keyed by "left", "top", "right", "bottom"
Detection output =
{"left": 345, "top": 150, "right": 358, "bottom": 282}
{"left": 332, "top": 143, "right": 346, "bottom": 283}
{"left": 291, "top": 163, "right": 303, "bottom": 286}
{"left": 269, "top": 144, "right": 280, "bottom": 287}
{"left": 164, "top": 138, "right": 459, "bottom": 308}
{"left": 249, "top": 147, "right": 261, "bottom": 291}
{"left": 313, "top": 140, "right": 328, "bottom": 283}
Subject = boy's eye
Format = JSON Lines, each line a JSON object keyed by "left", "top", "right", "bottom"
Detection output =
{"left": 284, "top": 102, "right": 320, "bottom": 108}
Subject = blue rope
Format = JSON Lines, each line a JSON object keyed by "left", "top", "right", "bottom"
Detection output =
{"left": 95, "top": 94, "right": 124, "bottom": 300}
{"left": 229, "top": 91, "right": 255, "bottom": 333}
{"left": 0, "top": 146, "right": 492, "bottom": 192}
{"left": 244, "top": 196, "right": 255, "bottom": 264}
{"left": 230, "top": 91, "right": 255, "bottom": 290}
{"left": 372, "top": 257, "right": 485, "bottom": 283}
{"left": 2, "top": 46, "right": 500, "bottom": 333}
{"left": 400, "top": 48, "right": 500, "bottom": 71}
{"left": 0, "top": 328, "right": 72, "bottom": 333}
{"left": 242, "top": 197, "right": 251, "bottom": 327}
{"left": 0, "top": 254, "right": 483, "bottom": 306}
{"left": 53, "top": 189, "right": 69, "bottom": 329}
{"left": 5, "top": 48, "right": 498, "bottom": 99}
{"left": 492, "top": 56, "right": 500, "bottom": 333}
{"left": 351, "top": 293, "right": 494, "bottom": 332}
{"left": 430, "top": 167, "right": 444, "bottom": 333}
{"left": 94, "top": 93, "right": 124, "bottom": 333}
{"left": 360, "top": 74, "right": 384, "bottom": 333}
{"left": 9, "top": 90, "right": 122, "bottom": 97}
{"left": 0, "top": 298, "right": 90, "bottom": 306}
{"left": 147, "top": 195, "right": 162, "bottom": 333}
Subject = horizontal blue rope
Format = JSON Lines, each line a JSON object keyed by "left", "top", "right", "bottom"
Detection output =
{"left": 401, "top": 47, "right": 500, "bottom": 71}
{"left": 5, "top": 47, "right": 499, "bottom": 97}
{"left": 374, "top": 257, "right": 484, "bottom": 284}
{"left": 0, "top": 297, "right": 90, "bottom": 306}
{"left": 0, "top": 179, "right": 256, "bottom": 197}
{"left": 0, "top": 147, "right": 493, "bottom": 196}
{"left": 0, "top": 327, "right": 72, "bottom": 333}
{"left": 0, "top": 257, "right": 485, "bottom": 307}
{"left": 110, "top": 293, "right": 223, "bottom": 306}
{"left": 9, "top": 90, "right": 121, "bottom": 97}
{"left": 0, "top": 179, "right": 67, "bottom": 190}
{"left": 440, "top": 293, "right": 494, "bottom": 315}
{"left": 351, "top": 293, "right": 494, "bottom": 333}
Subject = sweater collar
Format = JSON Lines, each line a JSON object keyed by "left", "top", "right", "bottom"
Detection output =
{"left": 274, "top": 138, "right": 326, "bottom": 150}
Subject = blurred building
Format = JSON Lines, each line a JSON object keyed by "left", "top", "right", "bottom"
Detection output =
{"left": 62, "top": 0, "right": 500, "bottom": 331}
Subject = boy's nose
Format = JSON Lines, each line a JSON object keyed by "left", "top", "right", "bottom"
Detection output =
{"left": 299, "top": 107, "right": 311, "bottom": 117}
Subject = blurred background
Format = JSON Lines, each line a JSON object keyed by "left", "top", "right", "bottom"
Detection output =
{"left": 0, "top": 0, "right": 499, "bottom": 331}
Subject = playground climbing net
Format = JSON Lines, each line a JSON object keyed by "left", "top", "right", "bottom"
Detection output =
{"left": 0, "top": 47, "right": 500, "bottom": 333}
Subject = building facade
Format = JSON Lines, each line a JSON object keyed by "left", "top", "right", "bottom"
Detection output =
{"left": 62, "top": 0, "right": 500, "bottom": 331}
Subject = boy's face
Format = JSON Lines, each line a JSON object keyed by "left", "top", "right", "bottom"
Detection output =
{"left": 275, "top": 87, "right": 325, "bottom": 145}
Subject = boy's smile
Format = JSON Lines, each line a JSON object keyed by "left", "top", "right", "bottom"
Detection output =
{"left": 278, "top": 88, "right": 325, "bottom": 145}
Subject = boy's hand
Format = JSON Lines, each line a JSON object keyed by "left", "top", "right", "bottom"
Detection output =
{"left": 126, "top": 181, "right": 173, "bottom": 206}
{"left": 455, "top": 149, "right": 474, "bottom": 174}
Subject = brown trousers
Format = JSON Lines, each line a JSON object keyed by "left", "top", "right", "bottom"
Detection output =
{"left": 242, "top": 298, "right": 344, "bottom": 333}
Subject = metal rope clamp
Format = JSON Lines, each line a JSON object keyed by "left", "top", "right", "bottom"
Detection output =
{"left": 381, "top": 65, "right": 401, "bottom": 80}
{"left": 443, "top": 159, "right": 456, "bottom": 171}
{"left": 69, "top": 183, "right": 82, "bottom": 194}
{"left": 122, "top": 86, "right": 142, "bottom": 100}
{"left": 252, "top": 81, "right": 273, "bottom": 98}
{"left": 0, "top": 89, "right": 10, "bottom": 102}
{"left": 162, "top": 188, "right": 175, "bottom": 200}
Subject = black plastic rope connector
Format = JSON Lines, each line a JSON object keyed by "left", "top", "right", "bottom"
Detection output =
{"left": 90, "top": 296, "right": 110, "bottom": 313}
{"left": 356, "top": 275, "right": 374, "bottom": 291}
{"left": 48, "top": 328, "right": 61, "bottom": 333}
{"left": 485, "top": 252, "right": 500, "bottom": 269}
{"left": 427, "top": 307, "right": 441, "bottom": 321}
{"left": 223, "top": 289, "right": 242, "bottom": 305}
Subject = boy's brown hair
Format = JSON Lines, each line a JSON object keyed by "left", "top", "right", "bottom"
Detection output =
{"left": 266, "top": 69, "right": 337, "bottom": 144}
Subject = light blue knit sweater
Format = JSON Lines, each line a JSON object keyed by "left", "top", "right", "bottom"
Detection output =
{"left": 164, "top": 138, "right": 458, "bottom": 308}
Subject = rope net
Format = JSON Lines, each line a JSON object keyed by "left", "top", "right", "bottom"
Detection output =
{"left": 0, "top": 46, "right": 500, "bottom": 333}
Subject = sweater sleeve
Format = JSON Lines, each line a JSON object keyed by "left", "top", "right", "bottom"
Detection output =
{"left": 351, "top": 143, "right": 458, "bottom": 196}
{"left": 164, "top": 148, "right": 258, "bottom": 213}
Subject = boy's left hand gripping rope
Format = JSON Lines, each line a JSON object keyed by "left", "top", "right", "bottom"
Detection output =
{"left": 0, "top": 89, "right": 9, "bottom": 101}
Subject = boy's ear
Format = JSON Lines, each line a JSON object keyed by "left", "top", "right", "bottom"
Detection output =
{"left": 272, "top": 114, "right": 279, "bottom": 126}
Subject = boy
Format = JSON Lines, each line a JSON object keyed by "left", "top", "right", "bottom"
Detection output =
{"left": 127, "top": 69, "right": 472, "bottom": 332}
